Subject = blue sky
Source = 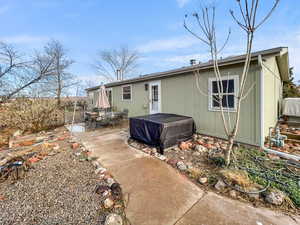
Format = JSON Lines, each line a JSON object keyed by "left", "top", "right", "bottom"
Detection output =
{"left": 1, "top": 0, "right": 299, "bottom": 88}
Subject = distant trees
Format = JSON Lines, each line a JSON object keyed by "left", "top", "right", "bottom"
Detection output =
{"left": 40, "top": 40, "right": 75, "bottom": 105}
{"left": 283, "top": 68, "right": 300, "bottom": 98}
{"left": 94, "top": 46, "right": 140, "bottom": 82}
{"left": 0, "top": 40, "right": 75, "bottom": 104}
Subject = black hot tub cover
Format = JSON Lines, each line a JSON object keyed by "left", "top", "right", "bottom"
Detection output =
{"left": 129, "top": 113, "right": 195, "bottom": 153}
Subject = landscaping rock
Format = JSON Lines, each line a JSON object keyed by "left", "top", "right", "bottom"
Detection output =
{"left": 215, "top": 179, "right": 226, "bottom": 191}
{"left": 95, "top": 185, "right": 110, "bottom": 195}
{"left": 265, "top": 190, "right": 285, "bottom": 206}
{"left": 111, "top": 183, "right": 122, "bottom": 200}
{"left": 179, "top": 142, "right": 188, "bottom": 150}
{"left": 195, "top": 144, "right": 208, "bottom": 153}
{"left": 8, "top": 138, "right": 13, "bottom": 148}
{"left": 102, "top": 190, "right": 110, "bottom": 197}
{"left": 95, "top": 167, "right": 107, "bottom": 175}
{"left": 71, "top": 143, "right": 80, "bottom": 149}
{"left": 103, "top": 197, "right": 115, "bottom": 209}
{"left": 74, "top": 152, "right": 81, "bottom": 156}
{"left": 53, "top": 144, "right": 60, "bottom": 151}
{"left": 151, "top": 148, "right": 157, "bottom": 154}
{"left": 156, "top": 154, "right": 167, "bottom": 161}
{"left": 186, "top": 162, "right": 193, "bottom": 169}
{"left": 104, "top": 213, "right": 123, "bottom": 225}
{"left": 198, "top": 177, "right": 208, "bottom": 185}
{"left": 106, "top": 177, "right": 116, "bottom": 187}
{"left": 167, "top": 158, "right": 178, "bottom": 167}
{"left": 192, "top": 151, "right": 201, "bottom": 156}
{"left": 36, "top": 136, "right": 46, "bottom": 142}
{"left": 176, "top": 161, "right": 187, "bottom": 171}
{"left": 192, "top": 134, "right": 198, "bottom": 141}
{"left": 172, "top": 146, "right": 180, "bottom": 152}
{"left": 246, "top": 186, "right": 261, "bottom": 200}
{"left": 92, "top": 160, "right": 100, "bottom": 168}
{"left": 13, "top": 130, "right": 22, "bottom": 137}
{"left": 229, "top": 190, "right": 237, "bottom": 198}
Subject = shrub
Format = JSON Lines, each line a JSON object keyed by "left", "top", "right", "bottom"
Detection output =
{"left": 0, "top": 98, "right": 64, "bottom": 133}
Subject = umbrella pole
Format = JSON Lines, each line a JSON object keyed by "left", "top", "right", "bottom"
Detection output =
{"left": 70, "top": 87, "right": 79, "bottom": 137}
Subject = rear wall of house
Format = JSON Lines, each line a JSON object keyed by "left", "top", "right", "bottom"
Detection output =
{"left": 160, "top": 64, "right": 261, "bottom": 146}
{"left": 111, "top": 82, "right": 149, "bottom": 116}
{"left": 110, "top": 63, "right": 262, "bottom": 146}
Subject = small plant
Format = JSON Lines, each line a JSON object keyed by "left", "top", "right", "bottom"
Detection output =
{"left": 210, "top": 156, "right": 226, "bottom": 167}
{"left": 235, "top": 148, "right": 300, "bottom": 208}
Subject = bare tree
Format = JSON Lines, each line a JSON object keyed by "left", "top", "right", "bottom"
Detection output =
{"left": 75, "top": 79, "right": 95, "bottom": 97}
{"left": 4, "top": 50, "right": 57, "bottom": 100}
{"left": 0, "top": 42, "right": 27, "bottom": 80}
{"left": 184, "top": 0, "right": 280, "bottom": 165}
{"left": 0, "top": 42, "right": 28, "bottom": 96}
{"left": 0, "top": 42, "right": 57, "bottom": 102}
{"left": 94, "top": 46, "right": 139, "bottom": 82}
{"left": 42, "top": 40, "right": 75, "bottom": 106}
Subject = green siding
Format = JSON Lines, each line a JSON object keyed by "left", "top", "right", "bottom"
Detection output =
{"left": 111, "top": 83, "right": 149, "bottom": 116}
{"left": 88, "top": 63, "right": 268, "bottom": 146}
{"left": 263, "top": 56, "right": 282, "bottom": 139}
{"left": 161, "top": 65, "right": 261, "bottom": 146}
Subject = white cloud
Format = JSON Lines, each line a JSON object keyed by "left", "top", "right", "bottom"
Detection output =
{"left": 137, "top": 36, "right": 199, "bottom": 53}
{"left": 176, "top": 0, "right": 190, "bottom": 8}
{"left": 0, "top": 35, "right": 49, "bottom": 44}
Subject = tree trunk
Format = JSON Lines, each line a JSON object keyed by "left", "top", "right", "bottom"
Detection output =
{"left": 225, "top": 135, "right": 235, "bottom": 166}
{"left": 56, "top": 56, "right": 61, "bottom": 106}
{"left": 6, "top": 76, "right": 42, "bottom": 100}
{"left": 57, "top": 85, "right": 61, "bottom": 106}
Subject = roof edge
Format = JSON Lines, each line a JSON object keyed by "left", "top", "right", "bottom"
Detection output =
{"left": 86, "top": 47, "right": 287, "bottom": 91}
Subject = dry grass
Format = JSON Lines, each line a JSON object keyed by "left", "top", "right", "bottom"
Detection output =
{"left": 187, "top": 167, "right": 204, "bottom": 179}
{"left": 220, "top": 169, "right": 252, "bottom": 188}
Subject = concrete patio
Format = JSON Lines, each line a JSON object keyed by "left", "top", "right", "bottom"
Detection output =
{"left": 74, "top": 128, "right": 299, "bottom": 225}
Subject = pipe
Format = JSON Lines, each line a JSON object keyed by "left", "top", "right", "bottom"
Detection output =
{"left": 258, "top": 54, "right": 265, "bottom": 147}
{"left": 262, "top": 147, "right": 300, "bottom": 161}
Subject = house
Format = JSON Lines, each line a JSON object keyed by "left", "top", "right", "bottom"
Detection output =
{"left": 86, "top": 47, "right": 289, "bottom": 147}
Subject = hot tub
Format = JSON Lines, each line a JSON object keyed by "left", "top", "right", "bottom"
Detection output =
{"left": 129, "top": 113, "right": 195, "bottom": 154}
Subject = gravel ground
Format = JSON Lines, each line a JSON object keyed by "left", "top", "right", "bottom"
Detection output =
{"left": 0, "top": 148, "right": 104, "bottom": 225}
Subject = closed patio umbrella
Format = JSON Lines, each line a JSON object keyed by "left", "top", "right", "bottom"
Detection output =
{"left": 96, "top": 85, "right": 110, "bottom": 109}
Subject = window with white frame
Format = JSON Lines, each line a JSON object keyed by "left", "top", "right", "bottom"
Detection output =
{"left": 208, "top": 75, "right": 239, "bottom": 111}
{"left": 122, "top": 85, "right": 132, "bottom": 101}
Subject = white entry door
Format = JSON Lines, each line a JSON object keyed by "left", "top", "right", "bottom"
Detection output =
{"left": 149, "top": 81, "right": 161, "bottom": 114}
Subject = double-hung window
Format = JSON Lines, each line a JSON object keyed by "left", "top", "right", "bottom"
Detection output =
{"left": 122, "top": 85, "right": 132, "bottom": 101}
{"left": 208, "top": 75, "right": 239, "bottom": 111}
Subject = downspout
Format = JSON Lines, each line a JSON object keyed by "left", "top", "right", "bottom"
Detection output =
{"left": 258, "top": 56, "right": 300, "bottom": 161}
{"left": 258, "top": 55, "right": 264, "bottom": 147}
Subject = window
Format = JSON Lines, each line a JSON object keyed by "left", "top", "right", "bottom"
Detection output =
{"left": 122, "top": 85, "right": 132, "bottom": 101}
{"left": 208, "top": 75, "right": 239, "bottom": 111}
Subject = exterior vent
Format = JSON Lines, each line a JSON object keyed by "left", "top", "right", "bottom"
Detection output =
{"left": 190, "top": 59, "right": 197, "bottom": 66}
